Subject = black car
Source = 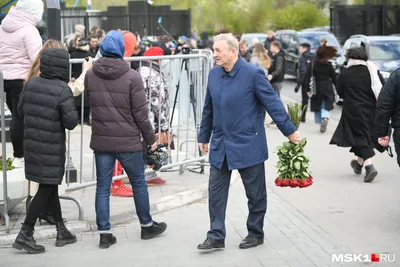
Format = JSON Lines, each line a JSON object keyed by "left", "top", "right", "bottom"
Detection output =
{"left": 275, "top": 30, "right": 342, "bottom": 79}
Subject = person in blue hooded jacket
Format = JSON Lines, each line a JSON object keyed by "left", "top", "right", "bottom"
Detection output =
{"left": 197, "top": 33, "right": 301, "bottom": 250}
{"left": 85, "top": 30, "right": 167, "bottom": 249}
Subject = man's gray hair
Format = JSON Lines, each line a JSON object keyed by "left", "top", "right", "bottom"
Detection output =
{"left": 213, "top": 33, "right": 239, "bottom": 51}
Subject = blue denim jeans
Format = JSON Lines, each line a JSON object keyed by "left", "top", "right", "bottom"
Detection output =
{"left": 314, "top": 100, "right": 330, "bottom": 124}
{"left": 94, "top": 151, "right": 153, "bottom": 232}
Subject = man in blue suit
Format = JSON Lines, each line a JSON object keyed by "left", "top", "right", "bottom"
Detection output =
{"left": 197, "top": 34, "right": 301, "bottom": 250}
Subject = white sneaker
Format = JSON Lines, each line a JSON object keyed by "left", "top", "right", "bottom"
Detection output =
{"left": 13, "top": 157, "right": 24, "bottom": 168}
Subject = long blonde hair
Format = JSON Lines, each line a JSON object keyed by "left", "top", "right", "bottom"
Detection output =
{"left": 26, "top": 40, "right": 65, "bottom": 82}
{"left": 252, "top": 43, "right": 271, "bottom": 69}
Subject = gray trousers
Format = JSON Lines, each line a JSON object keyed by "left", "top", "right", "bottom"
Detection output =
{"left": 207, "top": 157, "right": 267, "bottom": 240}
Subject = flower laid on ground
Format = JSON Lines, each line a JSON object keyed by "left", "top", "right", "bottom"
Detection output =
{"left": 274, "top": 103, "right": 313, "bottom": 188}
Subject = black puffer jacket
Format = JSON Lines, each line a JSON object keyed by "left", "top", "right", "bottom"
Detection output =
{"left": 269, "top": 50, "right": 286, "bottom": 83}
{"left": 376, "top": 69, "right": 400, "bottom": 136}
{"left": 18, "top": 48, "right": 78, "bottom": 185}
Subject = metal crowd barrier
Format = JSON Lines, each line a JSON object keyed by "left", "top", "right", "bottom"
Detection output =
{"left": 0, "top": 52, "right": 211, "bottom": 226}
{"left": 64, "top": 53, "right": 210, "bottom": 193}
{"left": 0, "top": 72, "right": 10, "bottom": 232}
{"left": 192, "top": 49, "right": 214, "bottom": 70}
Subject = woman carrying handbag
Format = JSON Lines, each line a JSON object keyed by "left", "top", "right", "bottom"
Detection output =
{"left": 138, "top": 47, "right": 172, "bottom": 186}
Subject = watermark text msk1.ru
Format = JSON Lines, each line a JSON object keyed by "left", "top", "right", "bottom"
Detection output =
{"left": 332, "top": 253, "right": 396, "bottom": 263}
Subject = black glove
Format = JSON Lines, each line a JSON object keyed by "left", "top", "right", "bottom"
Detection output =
{"left": 294, "top": 85, "right": 300, "bottom": 93}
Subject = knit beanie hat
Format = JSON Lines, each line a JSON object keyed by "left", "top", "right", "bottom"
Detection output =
{"left": 75, "top": 24, "right": 85, "bottom": 36}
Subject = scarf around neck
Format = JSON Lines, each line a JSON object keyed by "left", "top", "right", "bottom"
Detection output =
{"left": 347, "top": 59, "right": 382, "bottom": 99}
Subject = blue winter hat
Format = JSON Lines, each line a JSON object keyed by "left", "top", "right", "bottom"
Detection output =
{"left": 100, "top": 30, "right": 125, "bottom": 58}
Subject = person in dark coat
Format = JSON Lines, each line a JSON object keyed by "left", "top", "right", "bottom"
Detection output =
{"left": 107, "top": 30, "right": 139, "bottom": 198}
{"left": 197, "top": 33, "right": 300, "bottom": 250}
{"left": 13, "top": 48, "right": 79, "bottom": 254}
{"left": 85, "top": 30, "right": 167, "bottom": 249}
{"left": 264, "top": 30, "right": 276, "bottom": 56}
{"left": 70, "top": 38, "right": 93, "bottom": 125}
{"left": 158, "top": 35, "right": 172, "bottom": 55}
{"left": 239, "top": 40, "right": 251, "bottom": 62}
{"left": 130, "top": 42, "right": 146, "bottom": 70}
{"left": 311, "top": 44, "right": 337, "bottom": 133}
{"left": 268, "top": 41, "right": 286, "bottom": 97}
{"left": 295, "top": 43, "right": 313, "bottom": 122}
{"left": 376, "top": 69, "right": 400, "bottom": 168}
{"left": 330, "top": 47, "right": 385, "bottom": 182}
{"left": 267, "top": 40, "right": 286, "bottom": 126}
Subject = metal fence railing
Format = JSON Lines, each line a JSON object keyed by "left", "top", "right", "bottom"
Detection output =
{"left": 0, "top": 71, "right": 10, "bottom": 233}
{"left": 0, "top": 52, "right": 211, "bottom": 226}
{"left": 66, "top": 53, "right": 210, "bottom": 190}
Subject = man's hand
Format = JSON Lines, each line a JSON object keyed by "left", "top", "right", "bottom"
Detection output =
{"left": 199, "top": 143, "right": 209, "bottom": 154}
{"left": 294, "top": 85, "right": 300, "bottom": 93}
{"left": 378, "top": 136, "right": 390, "bottom": 147}
{"left": 267, "top": 75, "right": 273, "bottom": 81}
{"left": 287, "top": 131, "right": 301, "bottom": 145}
{"left": 151, "top": 142, "right": 158, "bottom": 151}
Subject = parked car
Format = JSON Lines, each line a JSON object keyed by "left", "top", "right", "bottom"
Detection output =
{"left": 240, "top": 33, "right": 268, "bottom": 48}
{"left": 338, "top": 35, "right": 400, "bottom": 80}
{"left": 301, "top": 26, "right": 331, "bottom": 33}
{"left": 275, "top": 30, "right": 342, "bottom": 78}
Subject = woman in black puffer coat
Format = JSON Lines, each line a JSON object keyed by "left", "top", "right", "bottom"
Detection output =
{"left": 13, "top": 48, "right": 79, "bottom": 254}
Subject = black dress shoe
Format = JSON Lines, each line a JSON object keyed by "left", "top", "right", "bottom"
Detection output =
{"left": 239, "top": 236, "right": 264, "bottom": 249}
{"left": 197, "top": 238, "right": 225, "bottom": 250}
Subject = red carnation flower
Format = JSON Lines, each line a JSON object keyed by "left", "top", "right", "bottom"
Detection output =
{"left": 281, "top": 179, "right": 290, "bottom": 187}
{"left": 275, "top": 178, "right": 282, "bottom": 187}
{"left": 289, "top": 179, "right": 299, "bottom": 188}
{"left": 299, "top": 180, "right": 308, "bottom": 188}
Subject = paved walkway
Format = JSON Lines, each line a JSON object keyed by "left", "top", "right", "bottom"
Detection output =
{"left": 0, "top": 181, "right": 370, "bottom": 267}
{"left": 1, "top": 83, "right": 399, "bottom": 266}
{"left": 1, "top": 113, "right": 204, "bottom": 241}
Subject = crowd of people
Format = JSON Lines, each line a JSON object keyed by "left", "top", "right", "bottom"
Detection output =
{"left": 0, "top": 0, "right": 399, "bottom": 255}
{"left": 238, "top": 29, "right": 399, "bottom": 182}
{"left": 0, "top": 0, "right": 172, "bottom": 253}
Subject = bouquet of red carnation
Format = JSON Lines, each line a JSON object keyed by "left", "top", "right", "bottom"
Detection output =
{"left": 274, "top": 103, "right": 313, "bottom": 188}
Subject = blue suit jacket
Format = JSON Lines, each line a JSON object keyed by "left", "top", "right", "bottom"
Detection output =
{"left": 198, "top": 57, "right": 297, "bottom": 170}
